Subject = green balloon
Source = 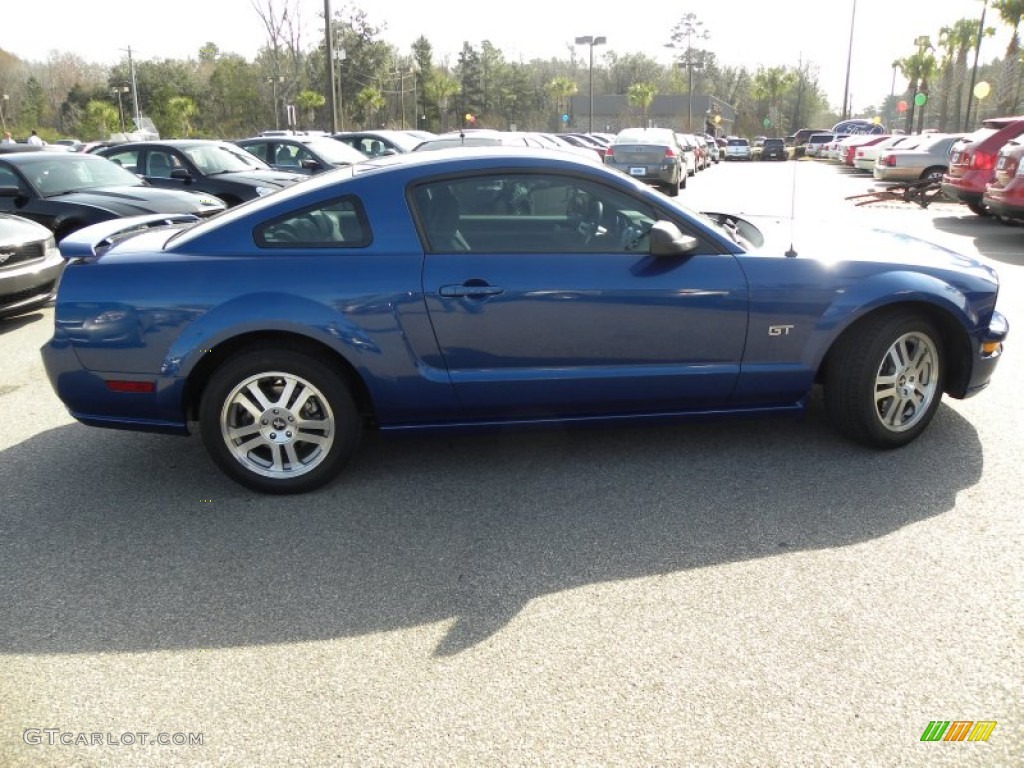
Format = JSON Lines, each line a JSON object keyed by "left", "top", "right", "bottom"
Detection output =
{"left": 762, "top": 117, "right": 771, "bottom": 127}
{"left": 914, "top": 92, "right": 927, "bottom": 106}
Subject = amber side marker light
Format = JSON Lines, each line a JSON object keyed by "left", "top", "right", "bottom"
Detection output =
{"left": 981, "top": 342, "right": 1002, "bottom": 356}
{"left": 105, "top": 380, "right": 156, "bottom": 393}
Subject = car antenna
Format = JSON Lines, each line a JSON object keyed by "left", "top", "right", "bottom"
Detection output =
{"left": 785, "top": 155, "right": 798, "bottom": 257}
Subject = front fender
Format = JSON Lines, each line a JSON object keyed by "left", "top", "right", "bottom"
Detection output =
{"left": 805, "top": 269, "right": 983, "bottom": 371}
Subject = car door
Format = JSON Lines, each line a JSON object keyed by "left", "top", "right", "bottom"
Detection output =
{"left": 140, "top": 147, "right": 193, "bottom": 191}
{"left": 414, "top": 172, "right": 749, "bottom": 420}
{"left": 0, "top": 162, "right": 46, "bottom": 225}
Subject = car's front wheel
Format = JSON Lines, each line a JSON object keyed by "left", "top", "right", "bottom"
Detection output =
{"left": 199, "top": 348, "right": 361, "bottom": 493}
{"left": 825, "top": 313, "right": 944, "bottom": 448}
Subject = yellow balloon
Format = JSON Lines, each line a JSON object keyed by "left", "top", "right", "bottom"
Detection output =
{"left": 872, "top": 116, "right": 881, "bottom": 124}
{"left": 974, "top": 81, "right": 991, "bottom": 99}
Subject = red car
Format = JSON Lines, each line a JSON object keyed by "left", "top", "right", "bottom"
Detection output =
{"left": 842, "top": 135, "right": 888, "bottom": 167}
{"left": 981, "top": 139, "right": 1024, "bottom": 221}
{"left": 941, "top": 115, "right": 1024, "bottom": 215}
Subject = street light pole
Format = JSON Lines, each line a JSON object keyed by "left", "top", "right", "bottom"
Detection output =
{"left": 335, "top": 48, "right": 346, "bottom": 132}
{"left": 111, "top": 86, "right": 129, "bottom": 132}
{"left": 574, "top": 35, "right": 606, "bottom": 133}
{"left": 0, "top": 94, "right": 9, "bottom": 132}
{"left": 266, "top": 76, "right": 284, "bottom": 129}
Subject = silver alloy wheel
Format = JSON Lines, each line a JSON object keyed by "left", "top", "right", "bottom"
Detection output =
{"left": 220, "top": 370, "right": 335, "bottom": 479}
{"left": 873, "top": 331, "right": 939, "bottom": 433}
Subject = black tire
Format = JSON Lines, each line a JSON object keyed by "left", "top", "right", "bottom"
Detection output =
{"left": 199, "top": 348, "right": 361, "bottom": 493}
{"left": 663, "top": 182, "right": 679, "bottom": 198}
{"left": 966, "top": 200, "right": 990, "bottom": 216}
{"left": 920, "top": 166, "right": 945, "bottom": 181}
{"left": 824, "top": 313, "right": 944, "bottom": 448}
{"left": 680, "top": 173, "right": 687, "bottom": 190}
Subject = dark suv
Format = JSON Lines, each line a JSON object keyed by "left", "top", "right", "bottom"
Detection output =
{"left": 762, "top": 138, "right": 787, "bottom": 161}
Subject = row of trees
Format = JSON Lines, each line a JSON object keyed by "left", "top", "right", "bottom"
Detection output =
{"left": 894, "top": 0, "right": 1024, "bottom": 135}
{"left": 0, "top": 2, "right": 1021, "bottom": 143}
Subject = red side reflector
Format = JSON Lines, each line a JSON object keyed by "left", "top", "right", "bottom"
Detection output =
{"left": 105, "top": 380, "right": 156, "bottom": 393}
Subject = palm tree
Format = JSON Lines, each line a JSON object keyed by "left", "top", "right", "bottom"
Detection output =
{"left": 627, "top": 82, "right": 657, "bottom": 126}
{"left": 166, "top": 96, "right": 197, "bottom": 138}
{"left": 295, "top": 90, "right": 325, "bottom": 130}
{"left": 545, "top": 76, "right": 578, "bottom": 130}
{"left": 993, "top": 0, "right": 1024, "bottom": 112}
{"left": 937, "top": 25, "right": 959, "bottom": 131}
{"left": 423, "top": 74, "right": 460, "bottom": 132}
{"left": 355, "top": 86, "right": 386, "bottom": 129}
{"left": 899, "top": 50, "right": 936, "bottom": 133}
{"left": 945, "top": 17, "right": 995, "bottom": 131}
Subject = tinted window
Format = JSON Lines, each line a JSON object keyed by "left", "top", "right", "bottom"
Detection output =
{"left": 102, "top": 149, "right": 142, "bottom": 173}
{"left": 255, "top": 196, "right": 371, "bottom": 247}
{"left": 412, "top": 174, "right": 659, "bottom": 254}
{"left": 241, "top": 142, "right": 270, "bottom": 162}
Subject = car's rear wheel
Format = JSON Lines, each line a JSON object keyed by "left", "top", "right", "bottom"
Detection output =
{"left": 199, "top": 348, "right": 361, "bottom": 493}
{"left": 825, "top": 313, "right": 943, "bottom": 448}
{"left": 921, "top": 166, "right": 945, "bottom": 181}
{"left": 663, "top": 182, "right": 679, "bottom": 197}
{"left": 967, "top": 200, "right": 989, "bottom": 216}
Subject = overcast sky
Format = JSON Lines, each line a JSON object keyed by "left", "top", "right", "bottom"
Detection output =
{"left": 0, "top": 0, "right": 1010, "bottom": 113}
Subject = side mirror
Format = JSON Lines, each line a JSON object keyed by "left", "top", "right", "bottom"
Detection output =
{"left": 300, "top": 159, "right": 320, "bottom": 170}
{"left": 170, "top": 168, "right": 191, "bottom": 180}
{"left": 649, "top": 220, "right": 699, "bottom": 257}
{"left": 0, "top": 185, "right": 22, "bottom": 198}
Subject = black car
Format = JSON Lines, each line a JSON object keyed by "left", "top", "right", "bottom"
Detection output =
{"left": 0, "top": 213, "right": 65, "bottom": 318}
{"left": 0, "top": 152, "right": 226, "bottom": 241}
{"left": 235, "top": 135, "right": 367, "bottom": 175}
{"left": 97, "top": 140, "right": 305, "bottom": 207}
{"left": 761, "top": 138, "right": 787, "bottom": 161}
{"left": 332, "top": 130, "right": 423, "bottom": 156}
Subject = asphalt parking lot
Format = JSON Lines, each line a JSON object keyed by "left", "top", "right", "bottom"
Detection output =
{"left": 1, "top": 159, "right": 1020, "bottom": 766}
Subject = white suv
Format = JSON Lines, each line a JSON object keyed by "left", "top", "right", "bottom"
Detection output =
{"left": 724, "top": 137, "right": 751, "bottom": 161}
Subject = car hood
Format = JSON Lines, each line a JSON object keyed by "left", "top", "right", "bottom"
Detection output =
{"left": 50, "top": 186, "right": 226, "bottom": 215}
{"left": 0, "top": 212, "right": 53, "bottom": 244}
{"left": 738, "top": 215, "right": 998, "bottom": 283}
{"left": 210, "top": 170, "right": 304, "bottom": 187}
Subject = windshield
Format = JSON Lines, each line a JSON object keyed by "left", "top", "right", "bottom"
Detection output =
{"left": 181, "top": 143, "right": 270, "bottom": 174}
{"left": 300, "top": 138, "right": 367, "bottom": 164}
{"left": 615, "top": 128, "right": 674, "bottom": 144}
{"left": 18, "top": 155, "right": 144, "bottom": 196}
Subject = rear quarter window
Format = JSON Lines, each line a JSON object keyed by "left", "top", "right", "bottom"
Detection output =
{"left": 255, "top": 196, "right": 371, "bottom": 248}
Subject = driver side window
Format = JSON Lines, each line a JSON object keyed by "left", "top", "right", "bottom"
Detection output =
{"left": 413, "top": 174, "right": 659, "bottom": 254}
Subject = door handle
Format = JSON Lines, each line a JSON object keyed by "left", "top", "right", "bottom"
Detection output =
{"left": 439, "top": 284, "right": 504, "bottom": 298}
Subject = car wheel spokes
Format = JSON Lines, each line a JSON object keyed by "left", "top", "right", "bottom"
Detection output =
{"left": 220, "top": 371, "right": 335, "bottom": 479}
{"left": 873, "top": 332, "right": 938, "bottom": 432}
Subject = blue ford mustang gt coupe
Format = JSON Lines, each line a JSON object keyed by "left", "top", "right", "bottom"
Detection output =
{"left": 42, "top": 149, "right": 1009, "bottom": 493}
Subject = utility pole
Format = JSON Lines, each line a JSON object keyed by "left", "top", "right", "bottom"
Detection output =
{"left": 324, "top": 0, "right": 337, "bottom": 132}
{"left": 840, "top": 0, "right": 858, "bottom": 121}
{"left": 126, "top": 46, "right": 141, "bottom": 130}
{"left": 964, "top": 0, "right": 988, "bottom": 130}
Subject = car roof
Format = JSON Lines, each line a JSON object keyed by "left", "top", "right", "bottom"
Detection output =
{"left": 0, "top": 151, "right": 109, "bottom": 165}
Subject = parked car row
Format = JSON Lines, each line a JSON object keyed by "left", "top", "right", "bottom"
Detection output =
{"left": 809, "top": 113, "right": 1024, "bottom": 221}
{"left": 810, "top": 130, "right": 963, "bottom": 183}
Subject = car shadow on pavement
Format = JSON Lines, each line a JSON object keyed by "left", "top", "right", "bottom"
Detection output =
{"left": 931, "top": 214, "right": 1024, "bottom": 266}
{"left": 0, "top": 311, "right": 45, "bottom": 335}
{"left": 0, "top": 400, "right": 983, "bottom": 658}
